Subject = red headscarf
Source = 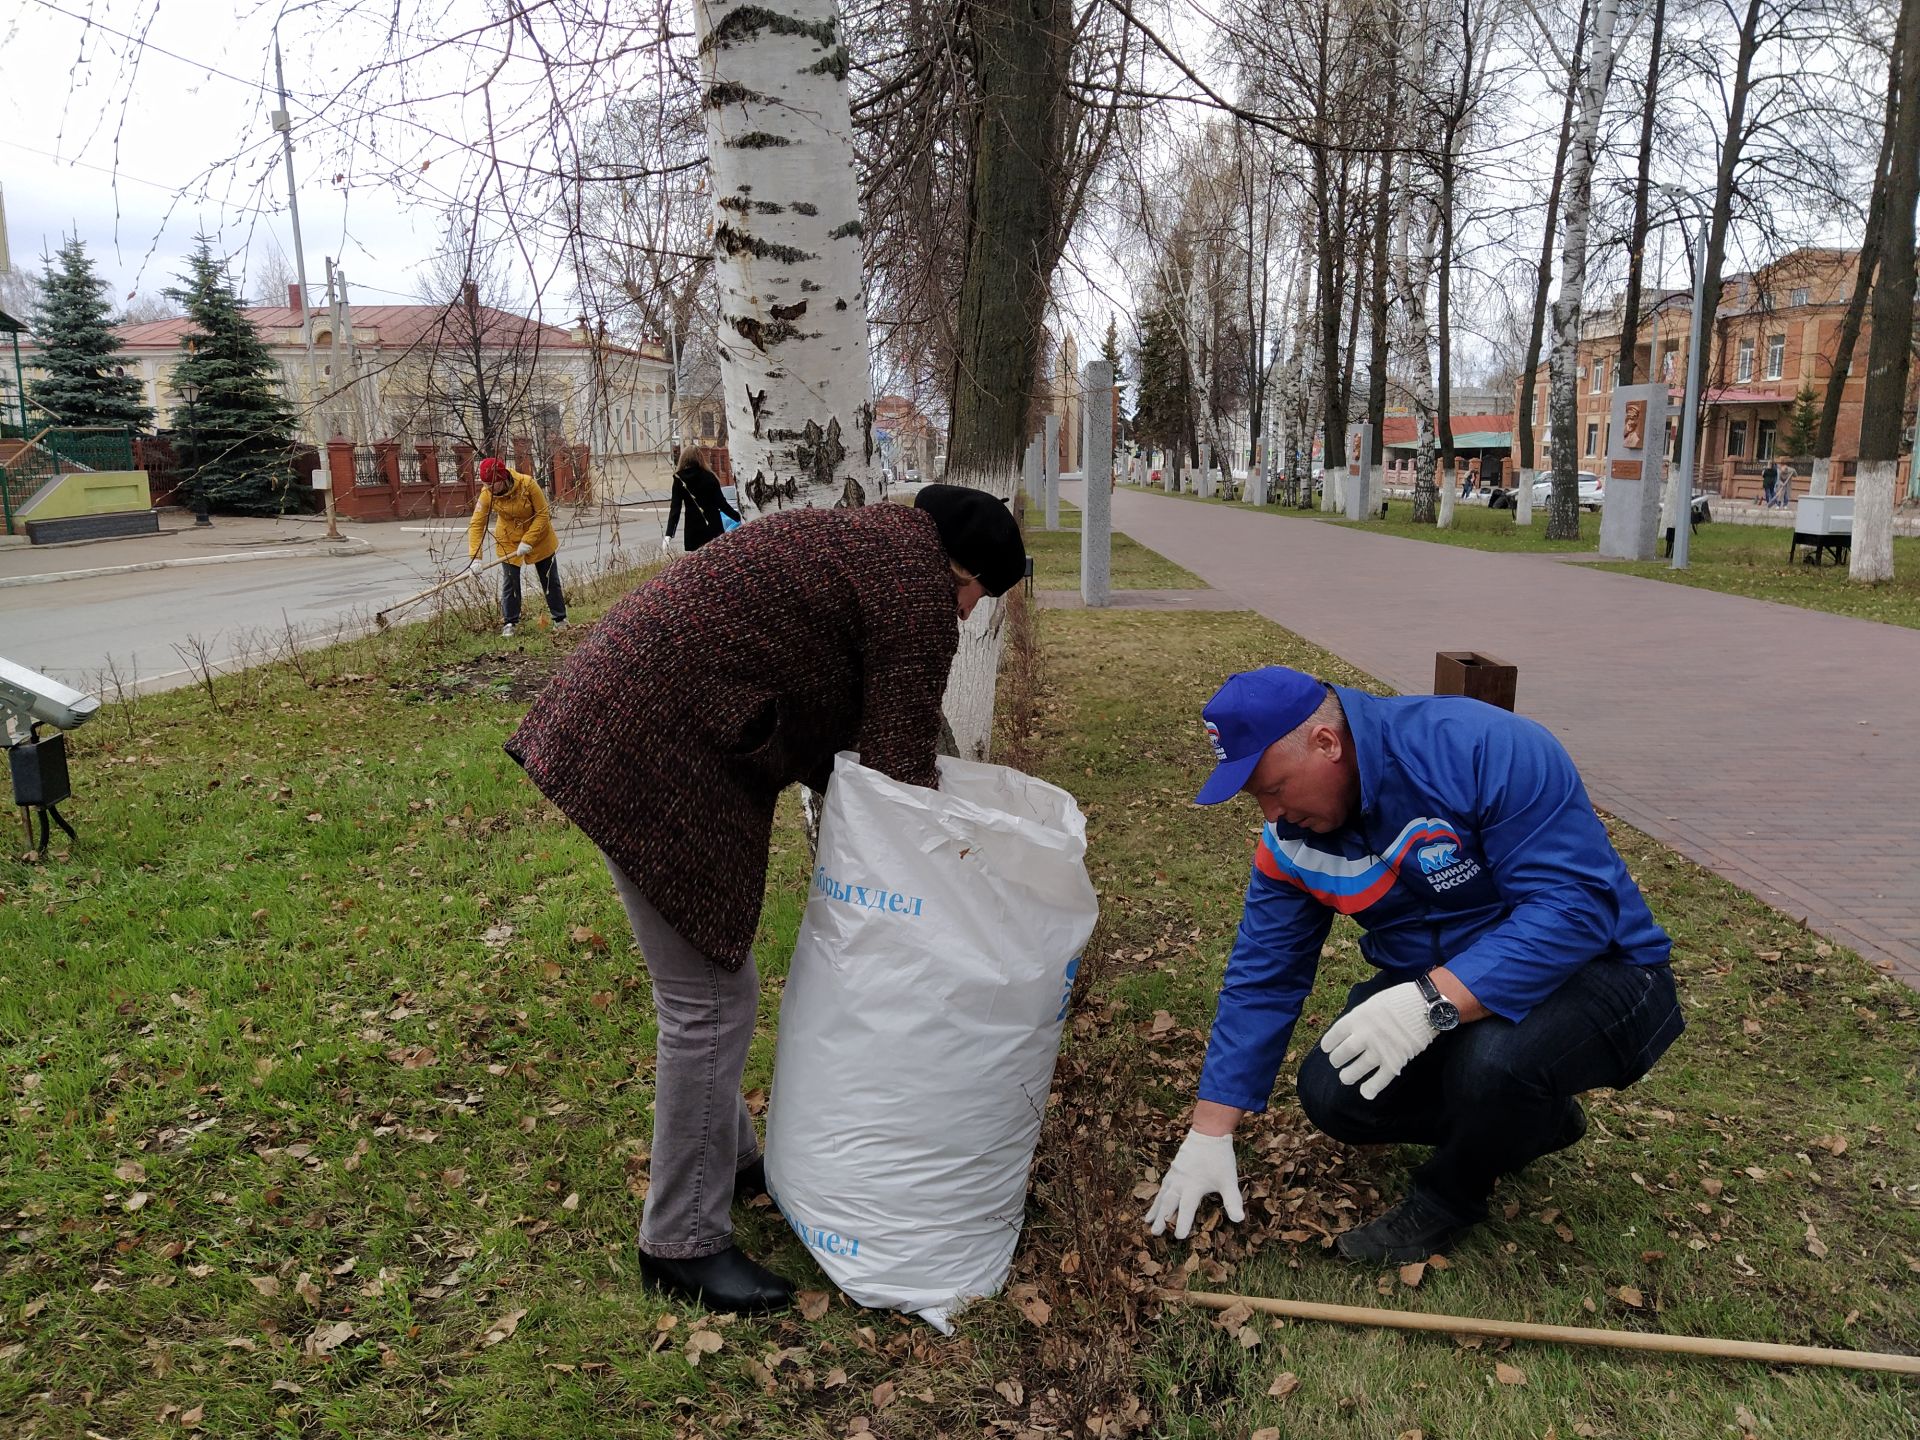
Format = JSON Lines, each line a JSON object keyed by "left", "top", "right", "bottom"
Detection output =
{"left": 479, "top": 457, "right": 509, "bottom": 486}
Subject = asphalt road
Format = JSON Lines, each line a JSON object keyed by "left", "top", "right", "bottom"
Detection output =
{"left": 0, "top": 508, "right": 659, "bottom": 695}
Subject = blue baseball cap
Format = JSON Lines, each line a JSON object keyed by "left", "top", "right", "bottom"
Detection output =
{"left": 1195, "top": 667, "right": 1329, "bottom": 805}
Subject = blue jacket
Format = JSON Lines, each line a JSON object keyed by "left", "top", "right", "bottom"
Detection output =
{"left": 1197, "top": 687, "right": 1672, "bottom": 1112}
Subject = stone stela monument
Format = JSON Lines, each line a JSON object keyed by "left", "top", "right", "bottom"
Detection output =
{"left": 1598, "top": 382, "right": 1671, "bottom": 561}
{"left": 1344, "top": 422, "right": 1374, "bottom": 521}
{"left": 1079, "top": 359, "right": 1114, "bottom": 607}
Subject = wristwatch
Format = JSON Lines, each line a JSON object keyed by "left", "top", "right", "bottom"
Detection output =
{"left": 1415, "top": 970, "right": 1461, "bottom": 1032}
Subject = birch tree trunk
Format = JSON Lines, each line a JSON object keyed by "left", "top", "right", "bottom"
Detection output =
{"left": 696, "top": 0, "right": 874, "bottom": 514}
{"left": 1851, "top": 0, "right": 1920, "bottom": 583}
{"left": 1546, "top": 0, "right": 1619, "bottom": 540}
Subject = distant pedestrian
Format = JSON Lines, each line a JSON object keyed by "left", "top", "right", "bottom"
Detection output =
{"left": 663, "top": 446, "right": 742, "bottom": 555}
{"left": 1761, "top": 459, "right": 1779, "bottom": 508}
{"left": 469, "top": 457, "right": 567, "bottom": 638}
{"left": 1774, "top": 461, "right": 1796, "bottom": 509}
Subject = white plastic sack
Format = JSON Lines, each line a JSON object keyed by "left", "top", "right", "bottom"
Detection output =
{"left": 764, "top": 750, "right": 1099, "bottom": 1331}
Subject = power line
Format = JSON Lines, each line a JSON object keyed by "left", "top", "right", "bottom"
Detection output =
{"left": 26, "top": 0, "right": 314, "bottom": 99}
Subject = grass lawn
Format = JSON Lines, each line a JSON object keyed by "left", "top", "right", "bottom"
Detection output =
{"left": 1599, "top": 528, "right": 1920, "bottom": 630}
{"left": 3, "top": 542, "right": 1917, "bottom": 1438}
{"left": 1026, "top": 500, "right": 1205, "bottom": 590}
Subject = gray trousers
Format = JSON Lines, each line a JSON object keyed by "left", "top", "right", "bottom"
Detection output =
{"left": 603, "top": 854, "right": 762, "bottom": 1259}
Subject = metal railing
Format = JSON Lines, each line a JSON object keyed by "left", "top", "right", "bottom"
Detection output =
{"left": 0, "top": 424, "right": 137, "bottom": 533}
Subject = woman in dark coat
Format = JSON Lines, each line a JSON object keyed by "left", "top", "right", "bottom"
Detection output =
{"left": 506, "top": 485, "right": 1025, "bottom": 1313}
{"left": 662, "top": 446, "right": 742, "bottom": 554}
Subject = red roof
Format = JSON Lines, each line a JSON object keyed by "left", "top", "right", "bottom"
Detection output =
{"left": 1379, "top": 413, "right": 1515, "bottom": 446}
{"left": 109, "top": 303, "right": 661, "bottom": 360}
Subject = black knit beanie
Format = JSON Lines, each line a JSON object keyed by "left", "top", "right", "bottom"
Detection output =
{"left": 913, "top": 484, "right": 1026, "bottom": 597}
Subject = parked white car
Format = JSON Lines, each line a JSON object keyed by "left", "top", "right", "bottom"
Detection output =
{"left": 1531, "top": 471, "right": 1605, "bottom": 510}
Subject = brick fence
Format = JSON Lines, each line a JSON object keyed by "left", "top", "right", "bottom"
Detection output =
{"left": 323, "top": 439, "right": 592, "bottom": 521}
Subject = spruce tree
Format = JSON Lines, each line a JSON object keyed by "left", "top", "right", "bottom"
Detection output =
{"left": 26, "top": 238, "right": 153, "bottom": 429}
{"left": 1131, "top": 298, "right": 1192, "bottom": 457}
{"left": 1784, "top": 383, "right": 1820, "bottom": 461}
{"left": 165, "top": 239, "right": 297, "bottom": 515}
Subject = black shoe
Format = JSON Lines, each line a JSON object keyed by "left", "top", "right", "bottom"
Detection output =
{"left": 734, "top": 1156, "right": 768, "bottom": 1202}
{"left": 638, "top": 1244, "right": 794, "bottom": 1312}
{"left": 1335, "top": 1189, "right": 1478, "bottom": 1264}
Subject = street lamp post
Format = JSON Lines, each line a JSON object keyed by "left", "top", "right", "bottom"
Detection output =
{"left": 177, "top": 375, "right": 211, "bottom": 528}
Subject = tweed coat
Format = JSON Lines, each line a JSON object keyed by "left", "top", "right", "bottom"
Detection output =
{"left": 505, "top": 503, "right": 960, "bottom": 969}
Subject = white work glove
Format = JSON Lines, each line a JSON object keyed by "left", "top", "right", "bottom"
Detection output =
{"left": 1320, "top": 982, "right": 1436, "bottom": 1100}
{"left": 515, "top": 541, "right": 533, "bottom": 557}
{"left": 659, "top": 534, "right": 674, "bottom": 556}
{"left": 1144, "top": 1129, "right": 1243, "bottom": 1240}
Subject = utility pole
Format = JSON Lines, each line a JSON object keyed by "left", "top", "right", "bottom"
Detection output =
{"left": 271, "top": 35, "right": 339, "bottom": 540}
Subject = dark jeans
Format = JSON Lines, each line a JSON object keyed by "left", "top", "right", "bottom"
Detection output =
{"left": 501, "top": 555, "right": 567, "bottom": 625}
{"left": 1297, "top": 959, "right": 1683, "bottom": 1219}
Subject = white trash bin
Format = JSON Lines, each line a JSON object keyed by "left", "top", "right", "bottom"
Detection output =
{"left": 764, "top": 751, "right": 1099, "bottom": 1331}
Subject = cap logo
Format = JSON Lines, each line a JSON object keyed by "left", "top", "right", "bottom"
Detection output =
{"left": 1203, "top": 718, "right": 1226, "bottom": 761}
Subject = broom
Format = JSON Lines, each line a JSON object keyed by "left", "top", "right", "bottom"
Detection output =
{"left": 374, "top": 554, "right": 506, "bottom": 630}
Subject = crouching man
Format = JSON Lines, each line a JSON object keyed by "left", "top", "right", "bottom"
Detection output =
{"left": 1145, "top": 667, "right": 1684, "bottom": 1262}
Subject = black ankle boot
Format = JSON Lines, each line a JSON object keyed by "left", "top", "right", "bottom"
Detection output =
{"left": 638, "top": 1244, "right": 795, "bottom": 1312}
{"left": 734, "top": 1156, "right": 768, "bottom": 1202}
{"left": 1335, "top": 1188, "right": 1479, "bottom": 1263}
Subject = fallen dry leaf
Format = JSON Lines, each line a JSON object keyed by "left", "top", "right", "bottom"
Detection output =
{"left": 684, "top": 1329, "right": 722, "bottom": 1364}
{"left": 1617, "top": 1285, "right": 1644, "bottom": 1308}
{"left": 1012, "top": 1286, "right": 1051, "bottom": 1326}
{"left": 743, "top": 1357, "right": 777, "bottom": 1393}
{"left": 1252, "top": 1429, "right": 1280, "bottom": 1440}
{"left": 824, "top": 1365, "right": 848, "bottom": 1389}
{"left": 302, "top": 1320, "right": 357, "bottom": 1358}
{"left": 179, "top": 1403, "right": 204, "bottom": 1427}
{"left": 871, "top": 1380, "right": 896, "bottom": 1408}
{"left": 114, "top": 1160, "right": 147, "bottom": 1183}
{"left": 1150, "top": 1009, "right": 1175, "bottom": 1035}
{"left": 1213, "top": 1300, "right": 1253, "bottom": 1331}
{"left": 1268, "top": 1371, "right": 1301, "bottom": 1399}
{"left": 1495, "top": 1361, "right": 1527, "bottom": 1386}
{"left": 1701, "top": 1176, "right": 1725, "bottom": 1198}
{"left": 995, "top": 1378, "right": 1024, "bottom": 1406}
{"left": 482, "top": 1308, "right": 528, "bottom": 1348}
{"left": 797, "top": 1290, "right": 830, "bottom": 1321}
{"left": 1735, "top": 1403, "right": 1760, "bottom": 1428}
{"left": 1400, "top": 1261, "right": 1427, "bottom": 1288}
{"left": 124, "top": 1191, "right": 151, "bottom": 1213}
{"left": 248, "top": 1276, "right": 281, "bottom": 1297}
{"left": 561, "top": 1192, "right": 580, "bottom": 1212}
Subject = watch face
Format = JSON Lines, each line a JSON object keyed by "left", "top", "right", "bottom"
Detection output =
{"left": 1429, "top": 1000, "right": 1461, "bottom": 1032}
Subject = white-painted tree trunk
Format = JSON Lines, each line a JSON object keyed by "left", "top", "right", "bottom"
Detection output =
{"left": 1515, "top": 466, "right": 1535, "bottom": 524}
{"left": 1849, "top": 461, "right": 1897, "bottom": 583}
{"left": 695, "top": 0, "right": 872, "bottom": 514}
{"left": 1545, "top": 0, "right": 1619, "bottom": 536}
{"left": 1438, "top": 462, "right": 1457, "bottom": 526}
{"left": 940, "top": 450, "right": 1022, "bottom": 761}
{"left": 1810, "top": 456, "right": 1831, "bottom": 496}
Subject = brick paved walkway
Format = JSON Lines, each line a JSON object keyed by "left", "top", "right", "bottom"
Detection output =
{"left": 1064, "top": 482, "right": 1920, "bottom": 986}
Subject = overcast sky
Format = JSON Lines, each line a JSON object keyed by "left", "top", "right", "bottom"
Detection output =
{"left": 2, "top": 0, "right": 495, "bottom": 311}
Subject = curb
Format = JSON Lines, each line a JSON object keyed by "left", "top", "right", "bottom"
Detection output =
{"left": 0, "top": 537, "right": 375, "bottom": 590}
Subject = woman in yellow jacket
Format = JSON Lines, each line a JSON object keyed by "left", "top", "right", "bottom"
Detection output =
{"left": 469, "top": 456, "right": 568, "bottom": 637}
